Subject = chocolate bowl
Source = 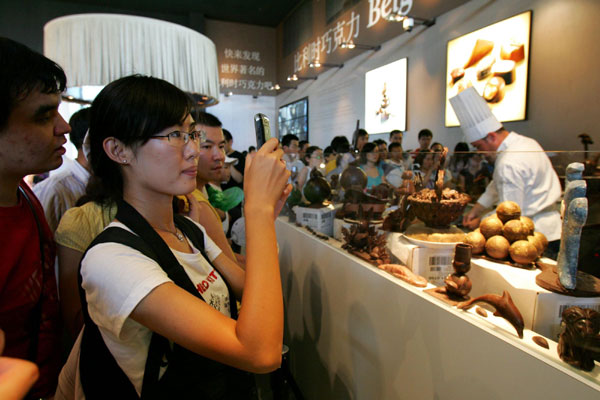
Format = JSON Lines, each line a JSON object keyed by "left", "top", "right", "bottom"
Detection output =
{"left": 408, "top": 188, "right": 470, "bottom": 228}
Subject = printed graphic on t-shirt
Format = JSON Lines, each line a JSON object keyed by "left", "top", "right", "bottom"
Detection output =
{"left": 195, "top": 269, "right": 230, "bottom": 316}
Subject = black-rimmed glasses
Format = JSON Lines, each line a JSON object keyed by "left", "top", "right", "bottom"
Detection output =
{"left": 150, "top": 130, "right": 203, "bottom": 146}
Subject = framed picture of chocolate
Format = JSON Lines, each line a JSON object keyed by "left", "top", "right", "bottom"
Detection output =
{"left": 445, "top": 11, "right": 532, "bottom": 127}
{"left": 365, "top": 57, "right": 407, "bottom": 134}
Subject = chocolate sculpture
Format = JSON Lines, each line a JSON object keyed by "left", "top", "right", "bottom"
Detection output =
{"left": 341, "top": 206, "right": 391, "bottom": 266}
{"left": 557, "top": 197, "right": 588, "bottom": 290}
{"left": 303, "top": 169, "right": 332, "bottom": 206}
{"left": 426, "top": 243, "right": 473, "bottom": 305}
{"left": 457, "top": 291, "right": 525, "bottom": 338}
{"left": 558, "top": 306, "right": 600, "bottom": 371}
{"left": 377, "top": 264, "right": 427, "bottom": 287}
{"left": 444, "top": 243, "right": 473, "bottom": 299}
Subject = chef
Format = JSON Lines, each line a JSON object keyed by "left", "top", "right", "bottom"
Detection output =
{"left": 450, "top": 87, "right": 562, "bottom": 255}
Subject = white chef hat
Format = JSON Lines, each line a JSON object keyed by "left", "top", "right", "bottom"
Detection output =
{"left": 449, "top": 87, "right": 502, "bottom": 143}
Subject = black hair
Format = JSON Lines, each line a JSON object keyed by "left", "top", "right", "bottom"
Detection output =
{"left": 281, "top": 134, "right": 299, "bottom": 148}
{"left": 389, "top": 129, "right": 403, "bottom": 140}
{"left": 388, "top": 142, "right": 402, "bottom": 152}
{"left": 323, "top": 146, "right": 335, "bottom": 157}
{"left": 418, "top": 129, "right": 433, "bottom": 139}
{"left": 248, "top": 146, "right": 256, "bottom": 152}
{"left": 68, "top": 107, "right": 91, "bottom": 149}
{"left": 374, "top": 139, "right": 387, "bottom": 146}
{"left": 0, "top": 37, "right": 67, "bottom": 130}
{"left": 330, "top": 136, "right": 350, "bottom": 154}
{"left": 430, "top": 142, "right": 443, "bottom": 152}
{"left": 303, "top": 145, "right": 321, "bottom": 165}
{"left": 222, "top": 128, "right": 233, "bottom": 141}
{"left": 196, "top": 111, "right": 222, "bottom": 127}
{"left": 414, "top": 149, "right": 432, "bottom": 169}
{"left": 352, "top": 128, "right": 369, "bottom": 150}
{"left": 298, "top": 140, "right": 309, "bottom": 150}
{"left": 359, "top": 142, "right": 379, "bottom": 165}
{"left": 85, "top": 75, "right": 193, "bottom": 205}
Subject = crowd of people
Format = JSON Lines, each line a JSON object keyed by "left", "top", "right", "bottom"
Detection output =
{"left": 282, "top": 124, "right": 491, "bottom": 201}
{"left": 0, "top": 35, "right": 563, "bottom": 399}
{"left": 0, "top": 37, "right": 291, "bottom": 399}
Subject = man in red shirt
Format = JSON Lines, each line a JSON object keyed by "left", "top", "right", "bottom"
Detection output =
{"left": 0, "top": 37, "right": 70, "bottom": 398}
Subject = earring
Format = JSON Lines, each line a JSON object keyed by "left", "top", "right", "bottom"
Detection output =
{"left": 122, "top": 159, "right": 128, "bottom": 164}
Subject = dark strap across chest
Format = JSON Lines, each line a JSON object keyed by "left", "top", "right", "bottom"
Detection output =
{"left": 78, "top": 200, "right": 253, "bottom": 399}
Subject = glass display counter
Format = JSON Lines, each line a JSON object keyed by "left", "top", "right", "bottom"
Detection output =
{"left": 277, "top": 147, "right": 599, "bottom": 398}
{"left": 276, "top": 218, "right": 600, "bottom": 399}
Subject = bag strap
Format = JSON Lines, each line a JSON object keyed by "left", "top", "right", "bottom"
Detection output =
{"left": 17, "top": 185, "right": 44, "bottom": 363}
{"left": 78, "top": 227, "right": 153, "bottom": 400}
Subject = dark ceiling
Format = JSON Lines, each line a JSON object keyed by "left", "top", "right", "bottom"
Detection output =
{"left": 55, "top": 0, "right": 304, "bottom": 27}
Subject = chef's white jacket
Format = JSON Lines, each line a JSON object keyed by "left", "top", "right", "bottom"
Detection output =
{"left": 477, "top": 132, "right": 562, "bottom": 241}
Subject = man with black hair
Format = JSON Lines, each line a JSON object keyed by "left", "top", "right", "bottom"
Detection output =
{"left": 411, "top": 128, "right": 433, "bottom": 159}
{"left": 298, "top": 139, "right": 309, "bottom": 161}
{"left": 281, "top": 134, "right": 303, "bottom": 183}
{"left": 0, "top": 36, "right": 69, "bottom": 399}
{"left": 221, "top": 128, "right": 244, "bottom": 189}
{"left": 389, "top": 129, "right": 403, "bottom": 145}
{"left": 34, "top": 107, "right": 91, "bottom": 231}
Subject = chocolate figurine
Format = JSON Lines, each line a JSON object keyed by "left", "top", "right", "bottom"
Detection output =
{"left": 558, "top": 306, "right": 600, "bottom": 371}
{"left": 444, "top": 243, "right": 473, "bottom": 299}
{"left": 565, "top": 162, "right": 584, "bottom": 184}
{"left": 377, "top": 264, "right": 428, "bottom": 287}
{"left": 341, "top": 206, "right": 391, "bottom": 265}
{"left": 557, "top": 197, "right": 588, "bottom": 290}
{"left": 457, "top": 291, "right": 525, "bottom": 338}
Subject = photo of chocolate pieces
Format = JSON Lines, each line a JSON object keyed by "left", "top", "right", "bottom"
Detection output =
{"left": 483, "top": 76, "right": 506, "bottom": 103}
{"left": 476, "top": 55, "right": 496, "bottom": 80}
{"left": 464, "top": 38, "right": 494, "bottom": 68}
{"left": 493, "top": 60, "right": 516, "bottom": 85}
{"left": 450, "top": 67, "right": 465, "bottom": 84}
{"left": 501, "top": 41, "right": 525, "bottom": 63}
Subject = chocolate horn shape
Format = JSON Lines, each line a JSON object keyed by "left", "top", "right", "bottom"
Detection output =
{"left": 457, "top": 291, "right": 524, "bottom": 338}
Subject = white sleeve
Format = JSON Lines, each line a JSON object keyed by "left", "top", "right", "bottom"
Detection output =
{"left": 81, "top": 242, "right": 171, "bottom": 339}
{"left": 495, "top": 162, "right": 526, "bottom": 208}
{"left": 477, "top": 180, "right": 499, "bottom": 209}
{"left": 184, "top": 217, "right": 223, "bottom": 261}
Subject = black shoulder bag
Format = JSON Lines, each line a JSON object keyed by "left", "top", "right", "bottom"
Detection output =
{"left": 78, "top": 200, "right": 255, "bottom": 399}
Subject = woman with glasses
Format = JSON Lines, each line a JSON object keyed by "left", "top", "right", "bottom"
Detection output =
{"left": 359, "top": 142, "right": 387, "bottom": 189}
{"left": 56, "top": 75, "right": 291, "bottom": 399}
{"left": 296, "top": 145, "right": 324, "bottom": 196}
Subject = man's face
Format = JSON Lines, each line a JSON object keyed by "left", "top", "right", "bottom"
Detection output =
{"left": 390, "top": 132, "right": 403, "bottom": 144}
{"left": 284, "top": 139, "right": 299, "bottom": 155}
{"left": 225, "top": 139, "right": 233, "bottom": 153}
{"left": 0, "top": 91, "right": 70, "bottom": 179}
{"left": 196, "top": 125, "right": 226, "bottom": 185}
{"left": 418, "top": 135, "right": 432, "bottom": 150}
{"left": 389, "top": 147, "right": 402, "bottom": 162}
{"left": 471, "top": 134, "right": 497, "bottom": 162}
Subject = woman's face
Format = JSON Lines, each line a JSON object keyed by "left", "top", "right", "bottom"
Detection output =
{"left": 422, "top": 154, "right": 434, "bottom": 170}
{"left": 367, "top": 149, "right": 379, "bottom": 163}
{"left": 309, "top": 149, "right": 323, "bottom": 168}
{"left": 125, "top": 114, "right": 199, "bottom": 198}
{"left": 356, "top": 134, "right": 368, "bottom": 150}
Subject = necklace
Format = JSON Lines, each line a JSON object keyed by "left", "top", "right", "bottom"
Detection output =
{"left": 154, "top": 225, "right": 185, "bottom": 242}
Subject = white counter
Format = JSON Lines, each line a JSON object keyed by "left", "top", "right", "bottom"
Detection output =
{"left": 276, "top": 218, "right": 600, "bottom": 399}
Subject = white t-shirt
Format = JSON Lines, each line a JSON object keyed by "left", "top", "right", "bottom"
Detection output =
{"left": 80, "top": 218, "right": 225, "bottom": 395}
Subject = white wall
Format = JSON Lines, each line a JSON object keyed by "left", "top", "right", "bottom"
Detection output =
{"left": 209, "top": 93, "right": 277, "bottom": 153}
{"left": 275, "top": 0, "right": 600, "bottom": 153}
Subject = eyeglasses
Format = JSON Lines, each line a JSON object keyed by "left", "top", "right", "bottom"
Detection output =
{"left": 151, "top": 130, "right": 203, "bottom": 146}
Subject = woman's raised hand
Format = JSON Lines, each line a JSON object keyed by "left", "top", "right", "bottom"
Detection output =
{"left": 244, "top": 138, "right": 291, "bottom": 218}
